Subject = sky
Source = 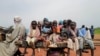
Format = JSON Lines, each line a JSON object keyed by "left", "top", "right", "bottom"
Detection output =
{"left": 0, "top": 0, "right": 100, "bottom": 28}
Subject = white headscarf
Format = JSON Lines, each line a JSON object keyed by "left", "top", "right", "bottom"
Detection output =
{"left": 14, "top": 16, "right": 22, "bottom": 28}
{"left": 14, "top": 16, "right": 22, "bottom": 22}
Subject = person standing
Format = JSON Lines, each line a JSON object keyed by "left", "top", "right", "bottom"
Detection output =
{"left": 90, "top": 25, "right": 94, "bottom": 39}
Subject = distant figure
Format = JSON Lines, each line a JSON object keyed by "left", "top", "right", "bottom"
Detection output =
{"left": 90, "top": 25, "right": 94, "bottom": 39}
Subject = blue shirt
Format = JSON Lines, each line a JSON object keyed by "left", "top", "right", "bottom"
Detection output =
{"left": 90, "top": 28, "right": 94, "bottom": 35}
{"left": 41, "top": 27, "right": 51, "bottom": 33}
{"left": 78, "top": 28, "right": 86, "bottom": 37}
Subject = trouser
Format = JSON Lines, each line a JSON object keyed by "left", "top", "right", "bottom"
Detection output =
{"left": 85, "top": 39, "right": 94, "bottom": 49}
{"left": 67, "top": 38, "right": 79, "bottom": 51}
{"left": 78, "top": 37, "right": 94, "bottom": 49}
{"left": 67, "top": 38, "right": 79, "bottom": 56}
{"left": 78, "top": 37, "right": 94, "bottom": 56}
{"left": 91, "top": 35, "right": 94, "bottom": 40}
{"left": 26, "top": 37, "right": 36, "bottom": 45}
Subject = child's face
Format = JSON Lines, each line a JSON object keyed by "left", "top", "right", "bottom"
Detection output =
{"left": 63, "top": 22, "right": 67, "bottom": 27}
{"left": 53, "top": 22, "right": 57, "bottom": 26}
{"left": 71, "top": 25, "right": 76, "bottom": 29}
{"left": 45, "top": 22, "right": 50, "bottom": 27}
{"left": 32, "top": 22, "right": 37, "bottom": 29}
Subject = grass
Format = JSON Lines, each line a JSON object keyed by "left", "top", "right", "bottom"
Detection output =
{"left": 95, "top": 27, "right": 100, "bottom": 34}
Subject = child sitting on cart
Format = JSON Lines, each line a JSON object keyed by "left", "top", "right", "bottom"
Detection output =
{"left": 48, "top": 20, "right": 62, "bottom": 47}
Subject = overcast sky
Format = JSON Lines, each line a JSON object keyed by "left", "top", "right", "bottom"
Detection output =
{"left": 0, "top": 0, "right": 100, "bottom": 28}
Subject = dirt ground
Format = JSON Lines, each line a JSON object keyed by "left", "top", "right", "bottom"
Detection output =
{"left": 94, "top": 34, "right": 100, "bottom": 39}
{"left": 19, "top": 34, "right": 100, "bottom": 56}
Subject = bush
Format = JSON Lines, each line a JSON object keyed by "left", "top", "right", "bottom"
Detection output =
{"left": 95, "top": 27, "right": 100, "bottom": 34}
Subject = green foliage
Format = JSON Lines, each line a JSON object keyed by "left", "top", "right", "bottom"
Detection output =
{"left": 95, "top": 27, "right": 100, "bottom": 34}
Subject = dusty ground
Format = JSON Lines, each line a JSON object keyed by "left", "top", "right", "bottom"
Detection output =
{"left": 19, "top": 34, "right": 100, "bottom": 56}
{"left": 94, "top": 34, "right": 100, "bottom": 39}
{"left": 19, "top": 46, "right": 100, "bottom": 56}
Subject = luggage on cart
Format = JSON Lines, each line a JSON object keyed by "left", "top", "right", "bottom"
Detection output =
{"left": 56, "top": 42, "right": 67, "bottom": 48}
{"left": 35, "top": 40, "right": 45, "bottom": 48}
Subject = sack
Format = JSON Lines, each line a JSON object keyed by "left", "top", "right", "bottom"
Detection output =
{"left": 48, "top": 43, "right": 57, "bottom": 48}
{"left": 56, "top": 42, "right": 67, "bottom": 48}
{"left": 35, "top": 40, "right": 44, "bottom": 48}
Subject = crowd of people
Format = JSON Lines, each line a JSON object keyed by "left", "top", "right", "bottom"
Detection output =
{"left": 0, "top": 16, "right": 95, "bottom": 56}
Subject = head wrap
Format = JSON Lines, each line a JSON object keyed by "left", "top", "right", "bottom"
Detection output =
{"left": 43, "top": 18, "right": 49, "bottom": 22}
{"left": 59, "top": 20, "right": 63, "bottom": 25}
{"left": 14, "top": 16, "right": 22, "bottom": 23}
{"left": 13, "top": 16, "right": 22, "bottom": 28}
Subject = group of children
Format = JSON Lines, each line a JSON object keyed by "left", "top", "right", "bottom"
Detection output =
{"left": 24, "top": 18, "right": 94, "bottom": 56}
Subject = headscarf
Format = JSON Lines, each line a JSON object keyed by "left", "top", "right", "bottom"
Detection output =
{"left": 29, "top": 21, "right": 40, "bottom": 38}
{"left": 14, "top": 16, "right": 22, "bottom": 22}
{"left": 59, "top": 20, "right": 63, "bottom": 25}
{"left": 43, "top": 18, "right": 48, "bottom": 22}
{"left": 14, "top": 16, "right": 22, "bottom": 28}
